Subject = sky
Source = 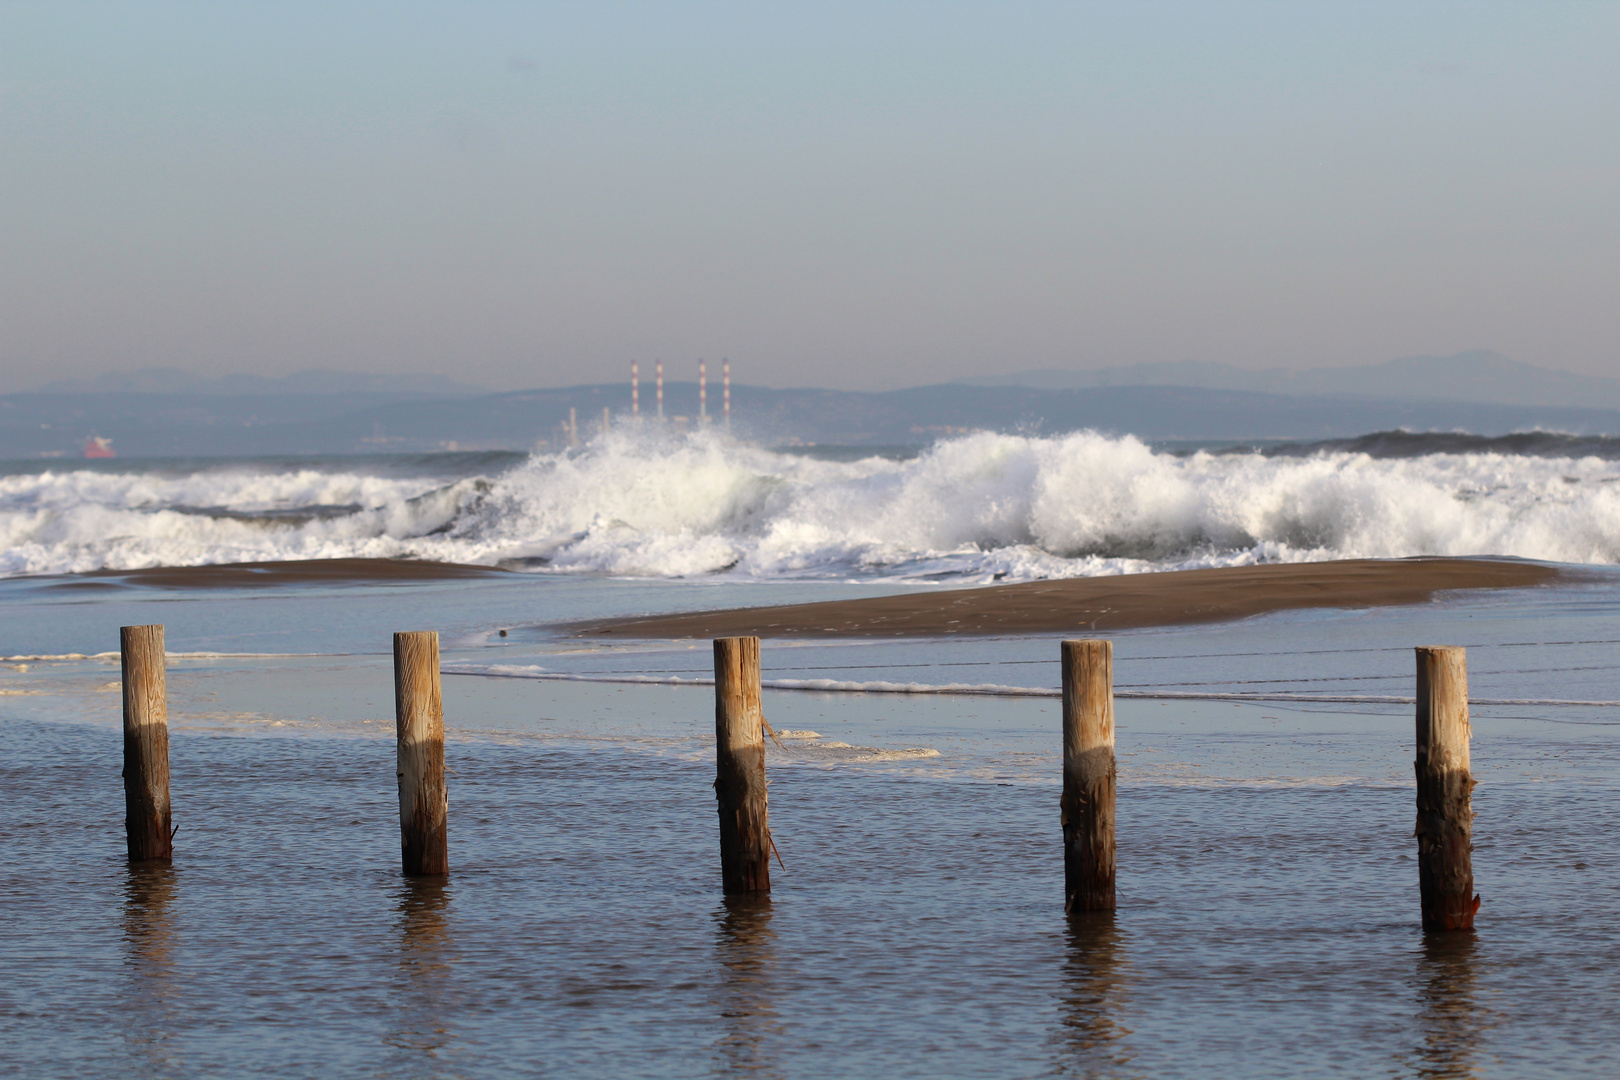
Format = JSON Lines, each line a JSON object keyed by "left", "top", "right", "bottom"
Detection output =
{"left": 3, "top": 1, "right": 1618, "bottom": 393}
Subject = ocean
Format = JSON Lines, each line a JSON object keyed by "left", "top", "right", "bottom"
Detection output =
{"left": 4, "top": 430, "right": 1620, "bottom": 1077}
{"left": 8, "top": 427, "right": 1620, "bottom": 581}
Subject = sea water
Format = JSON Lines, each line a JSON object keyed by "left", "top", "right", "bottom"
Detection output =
{"left": 5, "top": 434, "right": 1620, "bottom": 1077}
{"left": 9, "top": 427, "right": 1620, "bottom": 580}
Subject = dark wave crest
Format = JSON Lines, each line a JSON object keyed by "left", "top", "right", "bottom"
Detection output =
{"left": 1256, "top": 430, "right": 1620, "bottom": 460}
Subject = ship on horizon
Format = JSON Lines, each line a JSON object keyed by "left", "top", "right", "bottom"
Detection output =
{"left": 83, "top": 436, "right": 115, "bottom": 459}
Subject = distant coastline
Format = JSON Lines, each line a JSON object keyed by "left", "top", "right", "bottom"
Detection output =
{"left": 10, "top": 350, "right": 1620, "bottom": 458}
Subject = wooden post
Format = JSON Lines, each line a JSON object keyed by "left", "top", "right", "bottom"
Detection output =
{"left": 714, "top": 636, "right": 770, "bottom": 894}
{"left": 121, "top": 625, "right": 173, "bottom": 862}
{"left": 1062, "top": 639, "right": 1115, "bottom": 912}
{"left": 394, "top": 631, "right": 448, "bottom": 877}
{"left": 1415, "top": 646, "right": 1478, "bottom": 931}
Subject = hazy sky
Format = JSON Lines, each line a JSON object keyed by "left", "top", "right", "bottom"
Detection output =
{"left": 3, "top": 1, "right": 1618, "bottom": 392}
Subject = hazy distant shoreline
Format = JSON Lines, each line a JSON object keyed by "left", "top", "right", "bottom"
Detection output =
{"left": 12, "top": 351, "right": 1620, "bottom": 459}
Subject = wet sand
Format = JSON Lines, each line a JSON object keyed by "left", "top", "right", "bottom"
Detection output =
{"left": 44, "top": 557, "right": 510, "bottom": 590}
{"left": 574, "top": 557, "right": 1564, "bottom": 639}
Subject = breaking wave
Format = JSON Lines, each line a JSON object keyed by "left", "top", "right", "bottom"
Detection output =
{"left": 5, "top": 426, "right": 1620, "bottom": 580}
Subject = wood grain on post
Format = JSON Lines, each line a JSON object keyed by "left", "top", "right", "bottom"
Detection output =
{"left": 714, "top": 636, "right": 770, "bottom": 895}
{"left": 1415, "top": 646, "right": 1478, "bottom": 931}
{"left": 1062, "top": 639, "right": 1116, "bottom": 912}
{"left": 121, "top": 625, "right": 173, "bottom": 862}
{"left": 394, "top": 631, "right": 448, "bottom": 877}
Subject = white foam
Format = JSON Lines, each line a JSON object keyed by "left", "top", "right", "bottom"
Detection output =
{"left": 769, "top": 739, "right": 941, "bottom": 763}
{"left": 8, "top": 427, "right": 1620, "bottom": 579}
{"left": 0, "top": 652, "right": 350, "bottom": 661}
{"left": 442, "top": 664, "right": 1620, "bottom": 707}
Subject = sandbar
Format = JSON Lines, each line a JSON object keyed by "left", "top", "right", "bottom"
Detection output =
{"left": 44, "top": 557, "right": 509, "bottom": 590}
{"left": 573, "top": 557, "right": 1565, "bottom": 639}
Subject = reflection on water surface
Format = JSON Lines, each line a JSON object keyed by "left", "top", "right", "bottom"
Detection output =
{"left": 714, "top": 897, "right": 780, "bottom": 1075}
{"left": 391, "top": 876, "right": 455, "bottom": 1060}
{"left": 1412, "top": 933, "right": 1485, "bottom": 1079}
{"left": 1057, "top": 913, "right": 1131, "bottom": 1076}
{"left": 122, "top": 864, "right": 180, "bottom": 1076}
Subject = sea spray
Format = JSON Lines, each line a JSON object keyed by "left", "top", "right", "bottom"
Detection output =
{"left": 6, "top": 426, "right": 1620, "bottom": 578}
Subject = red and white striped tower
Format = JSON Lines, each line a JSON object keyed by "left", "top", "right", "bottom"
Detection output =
{"left": 656, "top": 360, "right": 664, "bottom": 419}
{"left": 723, "top": 358, "right": 731, "bottom": 429}
{"left": 699, "top": 359, "right": 707, "bottom": 422}
{"left": 631, "top": 360, "right": 639, "bottom": 416}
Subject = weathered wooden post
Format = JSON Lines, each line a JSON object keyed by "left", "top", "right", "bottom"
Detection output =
{"left": 1415, "top": 646, "right": 1478, "bottom": 931}
{"left": 121, "top": 625, "right": 173, "bottom": 862}
{"left": 714, "top": 636, "right": 770, "bottom": 894}
{"left": 394, "top": 631, "right": 448, "bottom": 877}
{"left": 1062, "top": 639, "right": 1116, "bottom": 912}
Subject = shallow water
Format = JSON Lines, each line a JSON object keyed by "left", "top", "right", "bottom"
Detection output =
{"left": 4, "top": 571, "right": 1620, "bottom": 1077}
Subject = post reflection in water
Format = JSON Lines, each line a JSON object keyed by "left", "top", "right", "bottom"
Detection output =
{"left": 1056, "top": 912, "right": 1132, "bottom": 1077}
{"left": 713, "top": 896, "right": 781, "bottom": 1075}
{"left": 388, "top": 876, "right": 455, "bottom": 1058}
{"left": 1412, "top": 933, "right": 1485, "bottom": 1079}
{"left": 121, "top": 864, "right": 180, "bottom": 1074}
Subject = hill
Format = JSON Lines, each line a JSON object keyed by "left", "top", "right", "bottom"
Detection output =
{"left": 8, "top": 380, "right": 1620, "bottom": 459}
{"left": 954, "top": 350, "right": 1620, "bottom": 410}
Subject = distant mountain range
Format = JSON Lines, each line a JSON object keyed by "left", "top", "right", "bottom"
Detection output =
{"left": 7, "top": 353, "right": 1620, "bottom": 459}
{"left": 954, "top": 350, "right": 1620, "bottom": 410}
